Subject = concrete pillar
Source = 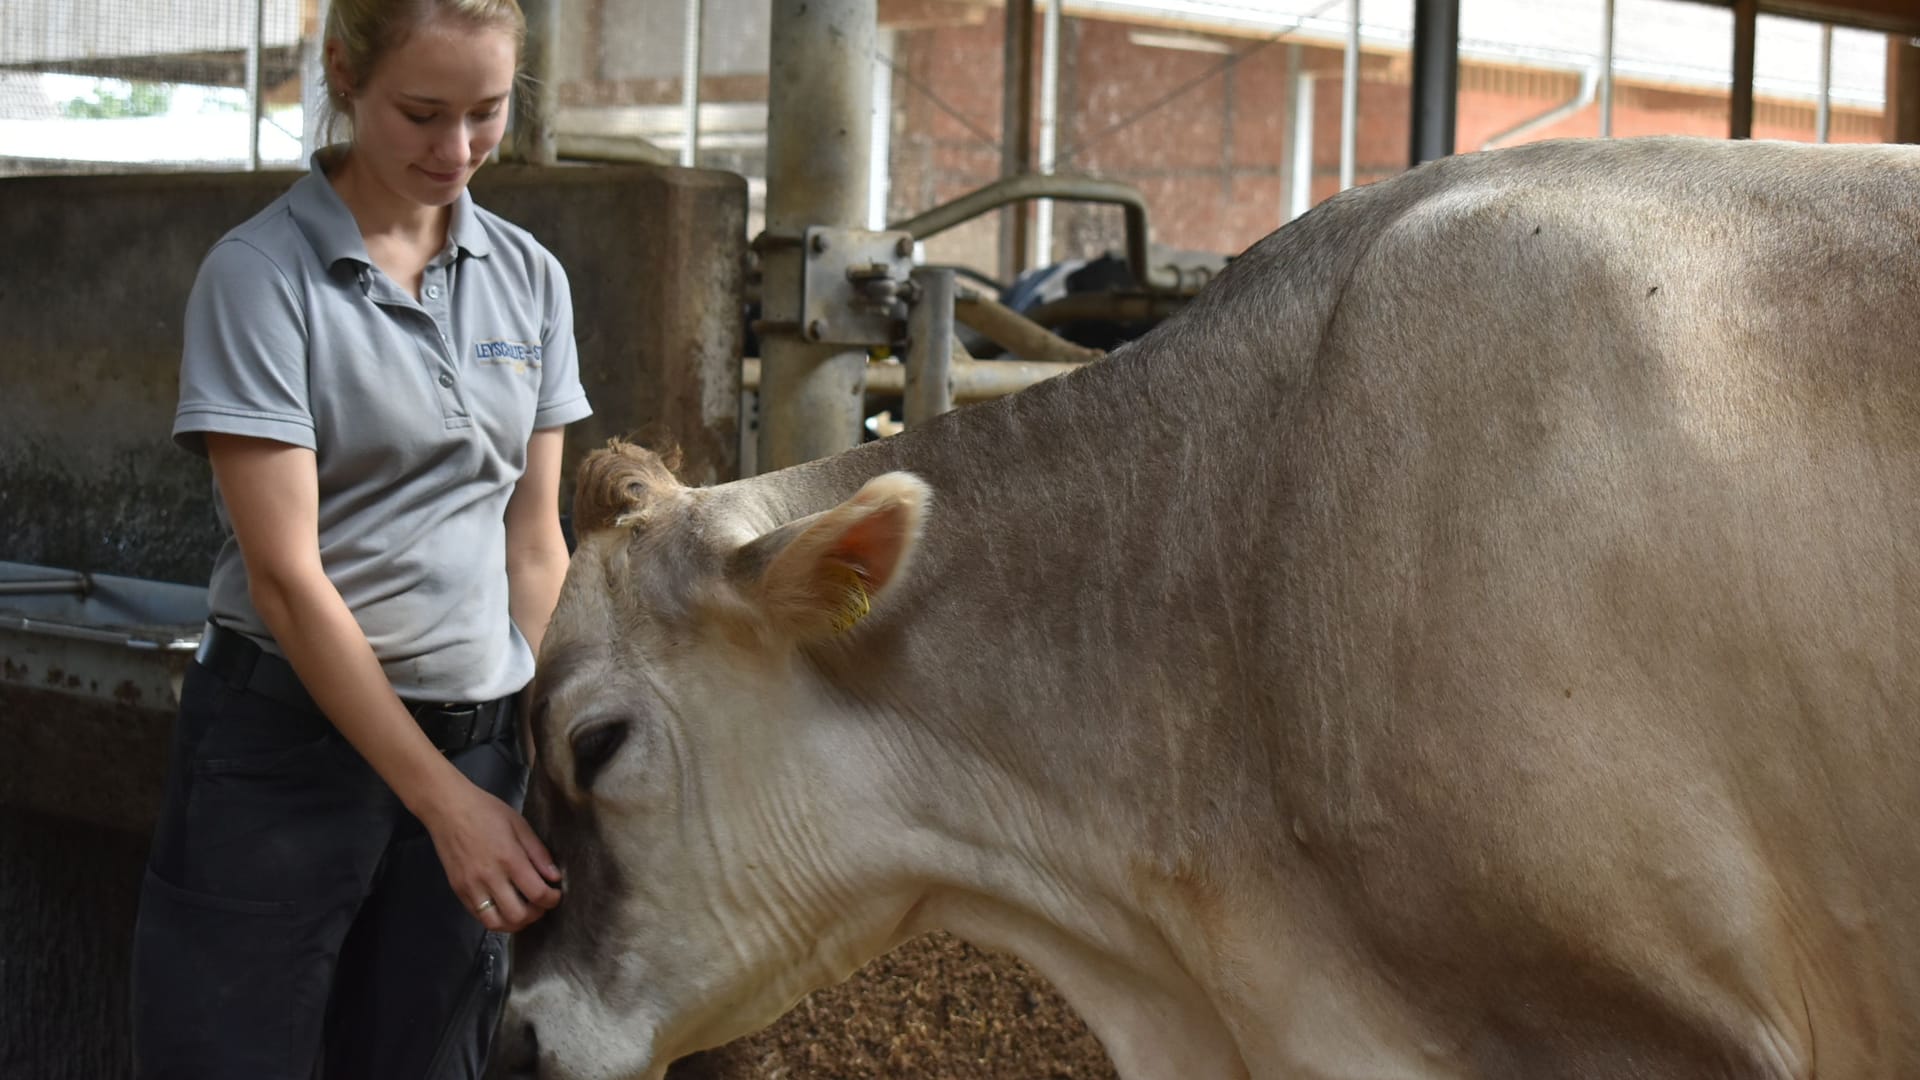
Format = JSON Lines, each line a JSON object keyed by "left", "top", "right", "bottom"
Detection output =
{"left": 758, "top": 0, "right": 876, "bottom": 470}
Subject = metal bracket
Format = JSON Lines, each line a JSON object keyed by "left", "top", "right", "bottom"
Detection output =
{"left": 799, "top": 226, "right": 915, "bottom": 346}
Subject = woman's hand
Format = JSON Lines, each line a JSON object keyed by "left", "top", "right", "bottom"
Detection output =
{"left": 419, "top": 780, "right": 564, "bottom": 932}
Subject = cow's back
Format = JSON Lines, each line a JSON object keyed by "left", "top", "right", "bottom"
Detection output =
{"left": 1212, "top": 138, "right": 1920, "bottom": 1076}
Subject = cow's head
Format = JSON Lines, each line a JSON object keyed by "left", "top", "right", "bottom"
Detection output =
{"left": 498, "top": 440, "right": 932, "bottom": 1080}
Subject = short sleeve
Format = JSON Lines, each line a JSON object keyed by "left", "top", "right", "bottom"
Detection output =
{"left": 533, "top": 248, "right": 593, "bottom": 430}
{"left": 172, "top": 239, "right": 315, "bottom": 457}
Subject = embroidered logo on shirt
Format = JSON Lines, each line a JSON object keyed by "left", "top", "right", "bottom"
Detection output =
{"left": 474, "top": 340, "right": 543, "bottom": 376}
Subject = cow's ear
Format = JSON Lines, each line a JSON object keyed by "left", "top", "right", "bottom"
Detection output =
{"left": 734, "top": 472, "right": 931, "bottom": 642}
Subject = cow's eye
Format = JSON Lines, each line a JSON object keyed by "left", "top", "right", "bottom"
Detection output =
{"left": 571, "top": 720, "right": 630, "bottom": 792}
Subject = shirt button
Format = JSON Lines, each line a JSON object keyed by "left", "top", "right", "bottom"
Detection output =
{"left": 438, "top": 372, "right": 454, "bottom": 388}
{"left": 426, "top": 284, "right": 443, "bottom": 299}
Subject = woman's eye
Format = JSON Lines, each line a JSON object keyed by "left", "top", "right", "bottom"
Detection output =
{"left": 404, "top": 112, "right": 435, "bottom": 125}
{"left": 472, "top": 108, "right": 501, "bottom": 122}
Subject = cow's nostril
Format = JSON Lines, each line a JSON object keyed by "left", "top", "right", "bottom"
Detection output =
{"left": 489, "top": 1020, "right": 539, "bottom": 1079}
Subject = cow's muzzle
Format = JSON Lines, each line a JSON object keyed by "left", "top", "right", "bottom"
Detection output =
{"left": 486, "top": 1018, "right": 539, "bottom": 1079}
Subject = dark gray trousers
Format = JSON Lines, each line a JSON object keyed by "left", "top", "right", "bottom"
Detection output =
{"left": 131, "top": 660, "right": 523, "bottom": 1080}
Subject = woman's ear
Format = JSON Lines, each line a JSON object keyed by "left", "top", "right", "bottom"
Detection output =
{"left": 323, "top": 40, "right": 354, "bottom": 106}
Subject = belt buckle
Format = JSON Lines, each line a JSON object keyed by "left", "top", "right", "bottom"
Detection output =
{"left": 417, "top": 702, "right": 479, "bottom": 751}
{"left": 448, "top": 705, "right": 480, "bottom": 750}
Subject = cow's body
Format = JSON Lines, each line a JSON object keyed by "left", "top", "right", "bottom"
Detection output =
{"left": 504, "top": 138, "right": 1920, "bottom": 1080}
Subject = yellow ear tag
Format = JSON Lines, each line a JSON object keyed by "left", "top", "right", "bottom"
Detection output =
{"left": 827, "top": 563, "right": 872, "bottom": 633}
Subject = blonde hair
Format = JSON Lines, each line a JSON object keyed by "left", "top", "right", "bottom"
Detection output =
{"left": 320, "top": 0, "right": 527, "bottom": 142}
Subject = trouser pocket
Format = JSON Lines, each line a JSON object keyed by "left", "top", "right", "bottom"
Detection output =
{"left": 421, "top": 930, "right": 513, "bottom": 1080}
{"left": 131, "top": 869, "right": 305, "bottom": 1080}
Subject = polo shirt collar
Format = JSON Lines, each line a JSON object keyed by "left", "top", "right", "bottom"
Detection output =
{"left": 447, "top": 187, "right": 492, "bottom": 259}
{"left": 290, "top": 148, "right": 371, "bottom": 271}
{"left": 289, "top": 146, "right": 493, "bottom": 271}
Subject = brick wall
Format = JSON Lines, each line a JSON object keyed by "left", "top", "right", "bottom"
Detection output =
{"left": 885, "top": 13, "right": 1888, "bottom": 278}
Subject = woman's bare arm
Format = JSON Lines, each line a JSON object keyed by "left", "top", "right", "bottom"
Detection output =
{"left": 206, "top": 432, "right": 561, "bottom": 929}
{"left": 504, "top": 427, "right": 571, "bottom": 662}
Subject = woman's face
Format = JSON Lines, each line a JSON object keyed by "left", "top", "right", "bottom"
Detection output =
{"left": 336, "top": 16, "right": 517, "bottom": 208}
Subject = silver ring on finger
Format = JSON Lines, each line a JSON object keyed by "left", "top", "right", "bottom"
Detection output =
{"left": 476, "top": 897, "right": 497, "bottom": 914}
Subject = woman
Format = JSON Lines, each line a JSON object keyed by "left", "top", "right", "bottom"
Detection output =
{"left": 131, "top": 1, "right": 586, "bottom": 1076}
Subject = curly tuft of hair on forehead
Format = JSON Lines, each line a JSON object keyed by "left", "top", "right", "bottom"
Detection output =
{"left": 571, "top": 437, "right": 685, "bottom": 534}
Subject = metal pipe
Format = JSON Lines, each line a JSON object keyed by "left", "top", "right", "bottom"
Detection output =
{"left": 742, "top": 356, "right": 1085, "bottom": 403}
{"left": 759, "top": 0, "right": 875, "bottom": 469}
{"left": 1001, "top": 0, "right": 1037, "bottom": 283}
{"left": 955, "top": 290, "right": 1106, "bottom": 363}
{"left": 1731, "top": 0, "right": 1756, "bottom": 139}
{"left": 1340, "top": 0, "right": 1359, "bottom": 190}
{"left": 514, "top": 0, "right": 560, "bottom": 163}
{"left": 1408, "top": 0, "right": 1458, "bottom": 165}
{"left": 1599, "top": 0, "right": 1615, "bottom": 137}
{"left": 890, "top": 174, "right": 1175, "bottom": 290}
{"left": 680, "top": 0, "right": 704, "bottom": 166}
{"left": 1816, "top": 24, "right": 1833, "bottom": 143}
{"left": 1481, "top": 64, "right": 1597, "bottom": 150}
{"left": 871, "top": 29, "right": 894, "bottom": 228}
{"left": 247, "top": 0, "right": 265, "bottom": 170}
{"left": 1035, "top": 0, "right": 1063, "bottom": 267}
{"left": 300, "top": 0, "right": 326, "bottom": 157}
{"left": 945, "top": 356, "right": 1085, "bottom": 400}
{"left": 906, "top": 268, "right": 957, "bottom": 425}
{"left": 1289, "top": 66, "right": 1314, "bottom": 220}
{"left": 0, "top": 578, "right": 91, "bottom": 598}
{"left": 1025, "top": 290, "right": 1190, "bottom": 328}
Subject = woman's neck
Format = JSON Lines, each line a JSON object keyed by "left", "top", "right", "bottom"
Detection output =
{"left": 327, "top": 148, "right": 449, "bottom": 255}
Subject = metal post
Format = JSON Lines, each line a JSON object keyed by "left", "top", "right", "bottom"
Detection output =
{"left": 1730, "top": 0, "right": 1756, "bottom": 139}
{"left": 1000, "top": 0, "right": 1036, "bottom": 283}
{"left": 680, "top": 0, "right": 704, "bottom": 166}
{"left": 301, "top": 0, "right": 327, "bottom": 156}
{"left": 905, "top": 268, "right": 956, "bottom": 426}
{"left": 759, "top": 0, "right": 875, "bottom": 469}
{"left": 1340, "top": 0, "right": 1359, "bottom": 190}
{"left": 1289, "top": 66, "right": 1315, "bottom": 220}
{"left": 513, "top": 0, "right": 560, "bottom": 163}
{"left": 1408, "top": 0, "right": 1458, "bottom": 165}
{"left": 1599, "top": 0, "right": 1615, "bottom": 137}
{"left": 870, "top": 29, "right": 894, "bottom": 228}
{"left": 247, "top": 0, "right": 265, "bottom": 170}
{"left": 1891, "top": 37, "right": 1920, "bottom": 144}
{"left": 1816, "top": 24, "right": 1833, "bottom": 143}
{"left": 1034, "top": 0, "right": 1062, "bottom": 268}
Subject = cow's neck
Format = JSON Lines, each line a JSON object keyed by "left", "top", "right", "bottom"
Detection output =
{"left": 727, "top": 326, "right": 1428, "bottom": 1075}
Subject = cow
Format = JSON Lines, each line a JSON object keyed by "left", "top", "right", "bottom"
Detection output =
{"left": 496, "top": 137, "right": 1920, "bottom": 1080}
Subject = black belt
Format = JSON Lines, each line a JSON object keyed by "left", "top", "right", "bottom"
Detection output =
{"left": 194, "top": 621, "right": 515, "bottom": 755}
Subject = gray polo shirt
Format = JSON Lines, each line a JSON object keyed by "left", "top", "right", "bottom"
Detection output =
{"left": 174, "top": 151, "right": 593, "bottom": 703}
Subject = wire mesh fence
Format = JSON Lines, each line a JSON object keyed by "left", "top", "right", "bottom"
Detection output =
{"left": 1, "top": 0, "right": 316, "bottom": 173}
